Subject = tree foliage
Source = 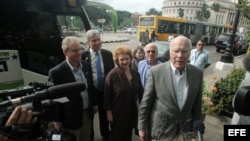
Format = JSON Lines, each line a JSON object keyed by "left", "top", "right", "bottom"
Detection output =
{"left": 146, "top": 8, "right": 162, "bottom": 15}
{"left": 84, "top": 2, "right": 161, "bottom": 30}
{"left": 85, "top": 6, "right": 111, "bottom": 28}
{"left": 116, "top": 11, "right": 132, "bottom": 28}
{"left": 178, "top": 8, "right": 184, "bottom": 18}
{"left": 236, "top": 0, "right": 250, "bottom": 40}
{"left": 196, "top": 3, "right": 210, "bottom": 21}
{"left": 236, "top": 0, "right": 250, "bottom": 20}
{"left": 211, "top": 2, "right": 220, "bottom": 12}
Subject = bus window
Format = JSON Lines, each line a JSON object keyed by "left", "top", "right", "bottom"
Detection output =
{"left": 179, "top": 24, "right": 185, "bottom": 34}
{"left": 190, "top": 24, "right": 195, "bottom": 34}
{"left": 158, "top": 20, "right": 167, "bottom": 33}
{"left": 140, "top": 17, "right": 154, "bottom": 26}
{"left": 202, "top": 25, "right": 206, "bottom": 35}
{"left": 218, "top": 27, "right": 223, "bottom": 34}
{"left": 0, "top": 0, "right": 91, "bottom": 84}
{"left": 57, "top": 15, "right": 85, "bottom": 36}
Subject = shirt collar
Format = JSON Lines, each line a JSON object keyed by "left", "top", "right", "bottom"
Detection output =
{"left": 170, "top": 62, "right": 186, "bottom": 75}
{"left": 66, "top": 60, "right": 82, "bottom": 71}
{"left": 90, "top": 48, "right": 101, "bottom": 54}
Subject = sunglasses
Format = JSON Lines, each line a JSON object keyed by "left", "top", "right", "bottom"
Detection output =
{"left": 197, "top": 44, "right": 204, "bottom": 46}
{"left": 146, "top": 50, "right": 156, "bottom": 53}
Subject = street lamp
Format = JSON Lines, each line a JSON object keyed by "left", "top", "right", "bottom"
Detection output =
{"left": 220, "top": 3, "right": 241, "bottom": 63}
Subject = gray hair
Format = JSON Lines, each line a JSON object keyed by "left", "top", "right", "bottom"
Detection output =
{"left": 61, "top": 36, "right": 80, "bottom": 51}
{"left": 170, "top": 35, "right": 192, "bottom": 50}
{"left": 86, "top": 29, "right": 100, "bottom": 41}
{"left": 145, "top": 42, "right": 158, "bottom": 53}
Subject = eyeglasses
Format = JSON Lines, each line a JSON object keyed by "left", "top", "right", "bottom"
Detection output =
{"left": 197, "top": 44, "right": 204, "bottom": 46}
{"left": 68, "top": 48, "right": 82, "bottom": 53}
{"left": 146, "top": 50, "right": 156, "bottom": 53}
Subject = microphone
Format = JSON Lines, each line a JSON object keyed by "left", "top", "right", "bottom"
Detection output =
{"left": 0, "top": 82, "right": 85, "bottom": 107}
{"left": 192, "top": 120, "right": 205, "bottom": 141}
{"left": 243, "top": 54, "right": 250, "bottom": 72}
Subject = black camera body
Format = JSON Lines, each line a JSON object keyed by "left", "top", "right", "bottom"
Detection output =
{"left": 0, "top": 82, "right": 85, "bottom": 141}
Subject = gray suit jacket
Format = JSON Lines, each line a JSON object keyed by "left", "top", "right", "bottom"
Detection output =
{"left": 138, "top": 61, "right": 203, "bottom": 140}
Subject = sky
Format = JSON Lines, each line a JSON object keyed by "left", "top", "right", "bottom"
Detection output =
{"left": 96, "top": 0, "right": 163, "bottom": 14}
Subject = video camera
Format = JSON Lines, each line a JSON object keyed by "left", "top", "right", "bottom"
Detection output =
{"left": 0, "top": 82, "right": 85, "bottom": 141}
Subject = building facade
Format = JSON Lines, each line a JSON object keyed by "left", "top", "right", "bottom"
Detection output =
{"left": 161, "top": 0, "right": 249, "bottom": 33}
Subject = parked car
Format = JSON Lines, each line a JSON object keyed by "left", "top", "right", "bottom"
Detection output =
{"left": 214, "top": 33, "right": 249, "bottom": 55}
{"left": 92, "top": 27, "right": 103, "bottom": 33}
{"left": 125, "top": 28, "right": 137, "bottom": 34}
{"left": 153, "top": 41, "right": 170, "bottom": 62}
{"left": 80, "top": 42, "right": 88, "bottom": 51}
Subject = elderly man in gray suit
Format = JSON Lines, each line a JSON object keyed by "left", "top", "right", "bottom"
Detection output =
{"left": 138, "top": 35, "right": 203, "bottom": 141}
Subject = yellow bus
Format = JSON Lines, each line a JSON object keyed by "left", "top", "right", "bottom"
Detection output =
{"left": 137, "top": 15, "right": 232, "bottom": 44}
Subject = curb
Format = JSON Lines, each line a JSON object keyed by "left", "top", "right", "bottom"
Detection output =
{"left": 102, "top": 39, "right": 130, "bottom": 43}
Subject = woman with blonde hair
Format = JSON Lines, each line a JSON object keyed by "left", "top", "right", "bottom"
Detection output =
{"left": 103, "top": 45, "right": 144, "bottom": 141}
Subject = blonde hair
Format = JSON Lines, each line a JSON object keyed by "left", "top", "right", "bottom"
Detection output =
{"left": 113, "top": 45, "right": 132, "bottom": 65}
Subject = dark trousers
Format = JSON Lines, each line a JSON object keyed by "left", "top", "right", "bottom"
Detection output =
{"left": 91, "top": 91, "right": 110, "bottom": 140}
{"left": 109, "top": 120, "right": 133, "bottom": 141}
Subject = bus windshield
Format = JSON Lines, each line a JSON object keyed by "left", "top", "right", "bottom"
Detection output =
{"left": 0, "top": 0, "right": 91, "bottom": 85}
{"left": 140, "top": 17, "right": 154, "bottom": 26}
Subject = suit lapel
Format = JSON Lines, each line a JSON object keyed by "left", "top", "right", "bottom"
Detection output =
{"left": 62, "top": 61, "right": 76, "bottom": 82}
{"left": 165, "top": 62, "right": 179, "bottom": 107}
{"left": 182, "top": 65, "right": 193, "bottom": 111}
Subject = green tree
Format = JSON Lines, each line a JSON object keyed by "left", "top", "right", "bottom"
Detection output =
{"left": 236, "top": 0, "right": 250, "bottom": 40}
{"left": 211, "top": 2, "right": 221, "bottom": 12}
{"left": 178, "top": 8, "right": 184, "bottom": 18}
{"left": 146, "top": 8, "right": 162, "bottom": 15}
{"left": 196, "top": 3, "right": 210, "bottom": 21}
{"left": 116, "top": 11, "right": 132, "bottom": 29}
{"left": 85, "top": 6, "right": 111, "bottom": 27}
{"left": 237, "top": 0, "right": 250, "bottom": 20}
{"left": 245, "top": 25, "right": 250, "bottom": 41}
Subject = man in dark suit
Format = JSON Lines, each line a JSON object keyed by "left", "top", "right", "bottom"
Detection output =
{"left": 138, "top": 35, "right": 203, "bottom": 141}
{"left": 82, "top": 30, "right": 115, "bottom": 141}
{"left": 48, "top": 36, "right": 97, "bottom": 141}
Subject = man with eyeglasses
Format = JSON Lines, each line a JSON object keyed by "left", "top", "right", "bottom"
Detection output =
{"left": 189, "top": 39, "right": 211, "bottom": 72}
{"left": 48, "top": 36, "right": 97, "bottom": 141}
{"left": 138, "top": 43, "right": 162, "bottom": 88}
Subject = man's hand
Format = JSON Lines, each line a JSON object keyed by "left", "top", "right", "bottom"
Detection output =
{"left": 0, "top": 106, "right": 38, "bottom": 141}
{"left": 106, "top": 110, "right": 113, "bottom": 124}
{"left": 139, "top": 130, "right": 148, "bottom": 141}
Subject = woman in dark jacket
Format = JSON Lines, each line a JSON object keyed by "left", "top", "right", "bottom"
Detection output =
{"left": 103, "top": 45, "right": 144, "bottom": 141}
